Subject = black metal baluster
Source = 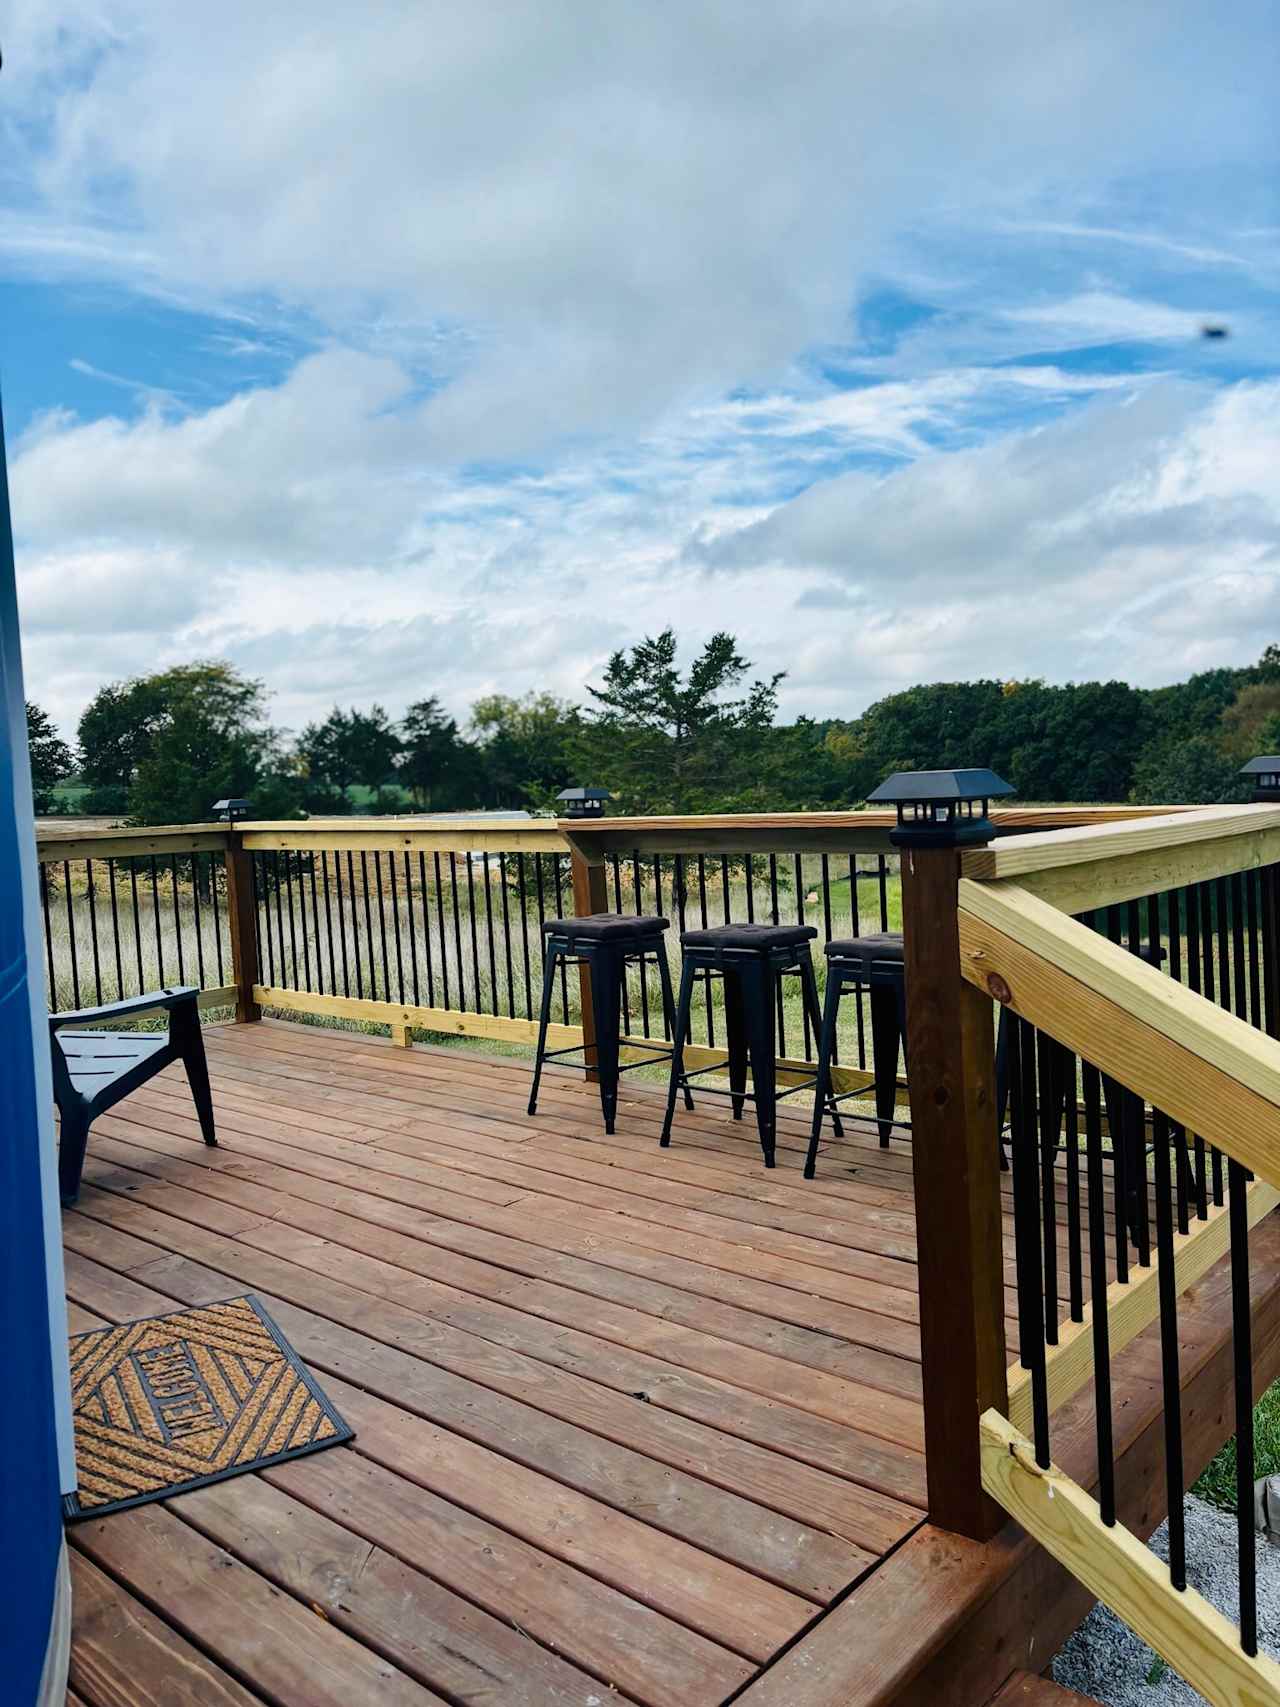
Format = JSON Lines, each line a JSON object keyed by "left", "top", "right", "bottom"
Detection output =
{"left": 552, "top": 854, "right": 569, "bottom": 1024}
{"left": 696, "top": 856, "right": 713, "bottom": 1048}
{"left": 1231, "top": 872, "right": 1248, "bottom": 1020}
{"left": 310, "top": 854, "right": 327, "bottom": 995}
{"left": 404, "top": 854, "right": 420, "bottom": 1008}
{"left": 169, "top": 854, "right": 185, "bottom": 985}
{"left": 418, "top": 853, "right": 435, "bottom": 1008}
{"left": 333, "top": 854, "right": 351, "bottom": 998}
{"left": 1152, "top": 1109, "right": 1186, "bottom": 1592}
{"left": 1035, "top": 1030, "right": 1059, "bottom": 1343}
{"left": 514, "top": 853, "right": 530, "bottom": 1017}
{"left": 191, "top": 854, "right": 206, "bottom": 989}
{"left": 388, "top": 853, "right": 406, "bottom": 1005}
{"left": 532, "top": 853, "right": 548, "bottom": 1023}
{"left": 211, "top": 854, "right": 225, "bottom": 986}
{"left": 434, "top": 853, "right": 451, "bottom": 1010}
{"left": 497, "top": 854, "right": 514, "bottom": 1016}
{"left": 1009, "top": 1019, "right": 1050, "bottom": 1467}
{"left": 610, "top": 856, "right": 632, "bottom": 1035}
{"left": 795, "top": 853, "right": 812, "bottom": 1058}
{"left": 85, "top": 860, "right": 103, "bottom": 1004}
{"left": 360, "top": 852, "right": 377, "bottom": 1001}
{"left": 633, "top": 852, "right": 650, "bottom": 1035}
{"left": 259, "top": 858, "right": 276, "bottom": 987}
{"left": 481, "top": 853, "right": 499, "bottom": 1017}
{"left": 1083, "top": 1062, "right": 1116, "bottom": 1525}
{"left": 745, "top": 852, "right": 755, "bottom": 923}
{"left": 449, "top": 854, "right": 466, "bottom": 1010}
{"left": 62, "top": 863, "right": 81, "bottom": 1007}
{"left": 346, "top": 852, "right": 364, "bottom": 998}
{"left": 1064, "top": 1049, "right": 1083, "bottom": 1322}
{"left": 878, "top": 855, "right": 889, "bottom": 931}
{"left": 655, "top": 855, "right": 672, "bottom": 1042}
{"left": 1229, "top": 1157, "right": 1257, "bottom": 1656}
{"left": 319, "top": 854, "right": 336, "bottom": 997}
{"left": 373, "top": 853, "right": 391, "bottom": 1003}
{"left": 148, "top": 856, "right": 165, "bottom": 985}
{"left": 249, "top": 854, "right": 263, "bottom": 994}
{"left": 850, "top": 856, "right": 867, "bottom": 1070}
{"left": 296, "top": 853, "right": 313, "bottom": 991}
{"left": 768, "top": 855, "right": 785, "bottom": 1054}
{"left": 129, "top": 861, "right": 144, "bottom": 991}
{"left": 107, "top": 859, "right": 124, "bottom": 1000}
{"left": 1247, "top": 870, "right": 1263, "bottom": 1031}
{"left": 39, "top": 863, "right": 55, "bottom": 997}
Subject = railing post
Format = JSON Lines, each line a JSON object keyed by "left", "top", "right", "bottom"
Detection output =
{"left": 882, "top": 772, "right": 1010, "bottom": 1540}
{"left": 223, "top": 829, "right": 261, "bottom": 1024}
{"left": 569, "top": 840, "right": 608, "bottom": 1077}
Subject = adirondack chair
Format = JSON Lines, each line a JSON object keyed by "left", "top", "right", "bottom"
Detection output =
{"left": 50, "top": 986, "right": 215, "bottom": 1206}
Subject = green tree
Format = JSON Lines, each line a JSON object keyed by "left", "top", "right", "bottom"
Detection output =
{"left": 25, "top": 702, "right": 74, "bottom": 812}
{"left": 1129, "top": 735, "right": 1252, "bottom": 805}
{"left": 78, "top": 661, "right": 300, "bottom": 825}
{"left": 469, "top": 692, "right": 582, "bottom": 809}
{"left": 399, "top": 697, "right": 479, "bottom": 809}
{"left": 581, "top": 630, "right": 783, "bottom": 812}
{"left": 297, "top": 705, "right": 402, "bottom": 809}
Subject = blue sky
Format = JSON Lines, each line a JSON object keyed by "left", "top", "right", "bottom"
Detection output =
{"left": 2, "top": 2, "right": 1278, "bottom": 740}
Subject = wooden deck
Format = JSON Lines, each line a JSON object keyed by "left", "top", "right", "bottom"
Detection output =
{"left": 59, "top": 1021, "right": 1280, "bottom": 1706}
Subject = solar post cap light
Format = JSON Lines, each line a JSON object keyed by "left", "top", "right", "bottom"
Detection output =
{"left": 1241, "top": 756, "right": 1280, "bottom": 804}
{"left": 211, "top": 798, "right": 252, "bottom": 822}
{"left": 867, "top": 768, "right": 1015, "bottom": 848}
{"left": 556, "top": 786, "right": 613, "bottom": 820}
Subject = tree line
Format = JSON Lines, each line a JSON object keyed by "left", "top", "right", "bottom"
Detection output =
{"left": 27, "top": 631, "right": 1280, "bottom": 825}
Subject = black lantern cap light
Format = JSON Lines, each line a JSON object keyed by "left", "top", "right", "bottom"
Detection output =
{"left": 211, "top": 797, "right": 252, "bottom": 822}
{"left": 556, "top": 785, "right": 613, "bottom": 821}
{"left": 867, "top": 768, "right": 1015, "bottom": 848}
{"left": 1241, "top": 756, "right": 1280, "bottom": 803}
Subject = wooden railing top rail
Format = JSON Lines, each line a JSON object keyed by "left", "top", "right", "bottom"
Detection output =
{"left": 35, "top": 823, "right": 230, "bottom": 863}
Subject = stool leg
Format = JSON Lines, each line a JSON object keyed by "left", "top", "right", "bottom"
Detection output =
{"left": 587, "top": 943, "right": 623, "bottom": 1135}
{"left": 655, "top": 945, "right": 694, "bottom": 1109}
{"left": 723, "top": 969, "right": 748, "bottom": 1121}
{"left": 661, "top": 956, "right": 698, "bottom": 1147}
{"left": 798, "top": 948, "right": 842, "bottom": 1140}
{"left": 742, "top": 959, "right": 777, "bottom": 1167}
{"left": 806, "top": 964, "right": 843, "bottom": 1179}
{"left": 869, "top": 982, "right": 901, "bottom": 1147}
{"left": 527, "top": 945, "right": 560, "bottom": 1116}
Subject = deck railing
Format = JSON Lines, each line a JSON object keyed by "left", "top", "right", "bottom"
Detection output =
{"left": 950, "top": 804, "right": 1280, "bottom": 1701}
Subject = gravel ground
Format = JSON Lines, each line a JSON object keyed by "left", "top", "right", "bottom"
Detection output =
{"left": 1053, "top": 1494, "right": 1280, "bottom": 1703}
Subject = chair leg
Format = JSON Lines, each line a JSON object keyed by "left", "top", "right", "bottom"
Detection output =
{"left": 527, "top": 946, "right": 560, "bottom": 1116}
{"left": 661, "top": 956, "right": 698, "bottom": 1147}
{"left": 798, "top": 948, "right": 842, "bottom": 1140}
{"left": 587, "top": 945, "right": 623, "bottom": 1135}
{"left": 868, "top": 982, "right": 902, "bottom": 1147}
{"left": 741, "top": 959, "right": 777, "bottom": 1168}
{"left": 57, "top": 1103, "right": 92, "bottom": 1208}
{"left": 182, "top": 1040, "right": 217, "bottom": 1147}
{"left": 654, "top": 945, "right": 693, "bottom": 1109}
{"left": 806, "top": 964, "right": 843, "bottom": 1179}
{"left": 723, "top": 970, "right": 748, "bottom": 1121}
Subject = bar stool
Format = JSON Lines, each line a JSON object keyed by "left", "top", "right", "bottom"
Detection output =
{"left": 806, "top": 934, "right": 906, "bottom": 1177}
{"left": 527, "top": 912, "right": 686, "bottom": 1135}
{"left": 661, "top": 923, "right": 842, "bottom": 1168}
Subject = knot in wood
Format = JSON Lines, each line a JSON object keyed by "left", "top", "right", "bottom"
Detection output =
{"left": 986, "top": 972, "right": 1013, "bottom": 1005}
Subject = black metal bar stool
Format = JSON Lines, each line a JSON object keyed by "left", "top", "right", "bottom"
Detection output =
{"left": 527, "top": 912, "right": 686, "bottom": 1134}
{"left": 661, "top": 922, "right": 841, "bottom": 1168}
{"left": 806, "top": 934, "right": 906, "bottom": 1177}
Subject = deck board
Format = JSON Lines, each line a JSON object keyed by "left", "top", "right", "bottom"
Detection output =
{"left": 65, "top": 1020, "right": 935, "bottom": 1704}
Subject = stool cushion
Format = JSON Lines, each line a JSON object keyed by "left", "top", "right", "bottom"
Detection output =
{"left": 681, "top": 923, "right": 817, "bottom": 951}
{"left": 826, "top": 932, "right": 904, "bottom": 962}
{"left": 542, "top": 912, "right": 668, "bottom": 940}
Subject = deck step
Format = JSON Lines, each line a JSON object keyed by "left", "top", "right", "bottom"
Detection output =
{"left": 988, "top": 1670, "right": 1097, "bottom": 1707}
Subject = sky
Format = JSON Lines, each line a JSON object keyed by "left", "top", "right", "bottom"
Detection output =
{"left": 2, "top": 2, "right": 1279, "bottom": 744}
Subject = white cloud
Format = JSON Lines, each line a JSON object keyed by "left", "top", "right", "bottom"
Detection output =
{"left": 5, "top": 0, "right": 1277, "bottom": 453}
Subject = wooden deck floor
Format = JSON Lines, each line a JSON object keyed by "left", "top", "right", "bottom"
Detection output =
{"left": 60, "top": 1019, "right": 1146, "bottom": 1704}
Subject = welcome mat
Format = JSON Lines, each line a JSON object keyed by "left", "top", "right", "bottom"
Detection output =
{"left": 64, "top": 1295, "right": 352, "bottom": 1521}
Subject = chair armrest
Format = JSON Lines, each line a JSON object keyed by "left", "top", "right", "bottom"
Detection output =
{"left": 49, "top": 986, "right": 200, "bottom": 1031}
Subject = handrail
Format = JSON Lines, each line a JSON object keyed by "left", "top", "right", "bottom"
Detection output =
{"left": 958, "top": 876, "right": 1280, "bottom": 1190}
{"left": 36, "top": 824, "right": 230, "bottom": 863}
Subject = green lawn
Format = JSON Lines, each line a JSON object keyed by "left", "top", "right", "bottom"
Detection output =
{"left": 1194, "top": 1381, "right": 1280, "bottom": 1510}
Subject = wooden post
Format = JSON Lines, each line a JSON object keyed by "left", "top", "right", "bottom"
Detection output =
{"left": 900, "top": 835, "right": 1009, "bottom": 1539}
{"left": 223, "top": 831, "right": 261, "bottom": 1024}
{"left": 569, "top": 842, "right": 608, "bottom": 1078}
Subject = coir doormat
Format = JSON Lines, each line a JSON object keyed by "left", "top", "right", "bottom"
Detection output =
{"left": 64, "top": 1295, "right": 352, "bottom": 1520}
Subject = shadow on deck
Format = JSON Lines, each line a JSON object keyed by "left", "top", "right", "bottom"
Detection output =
{"left": 60, "top": 1021, "right": 1280, "bottom": 1706}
